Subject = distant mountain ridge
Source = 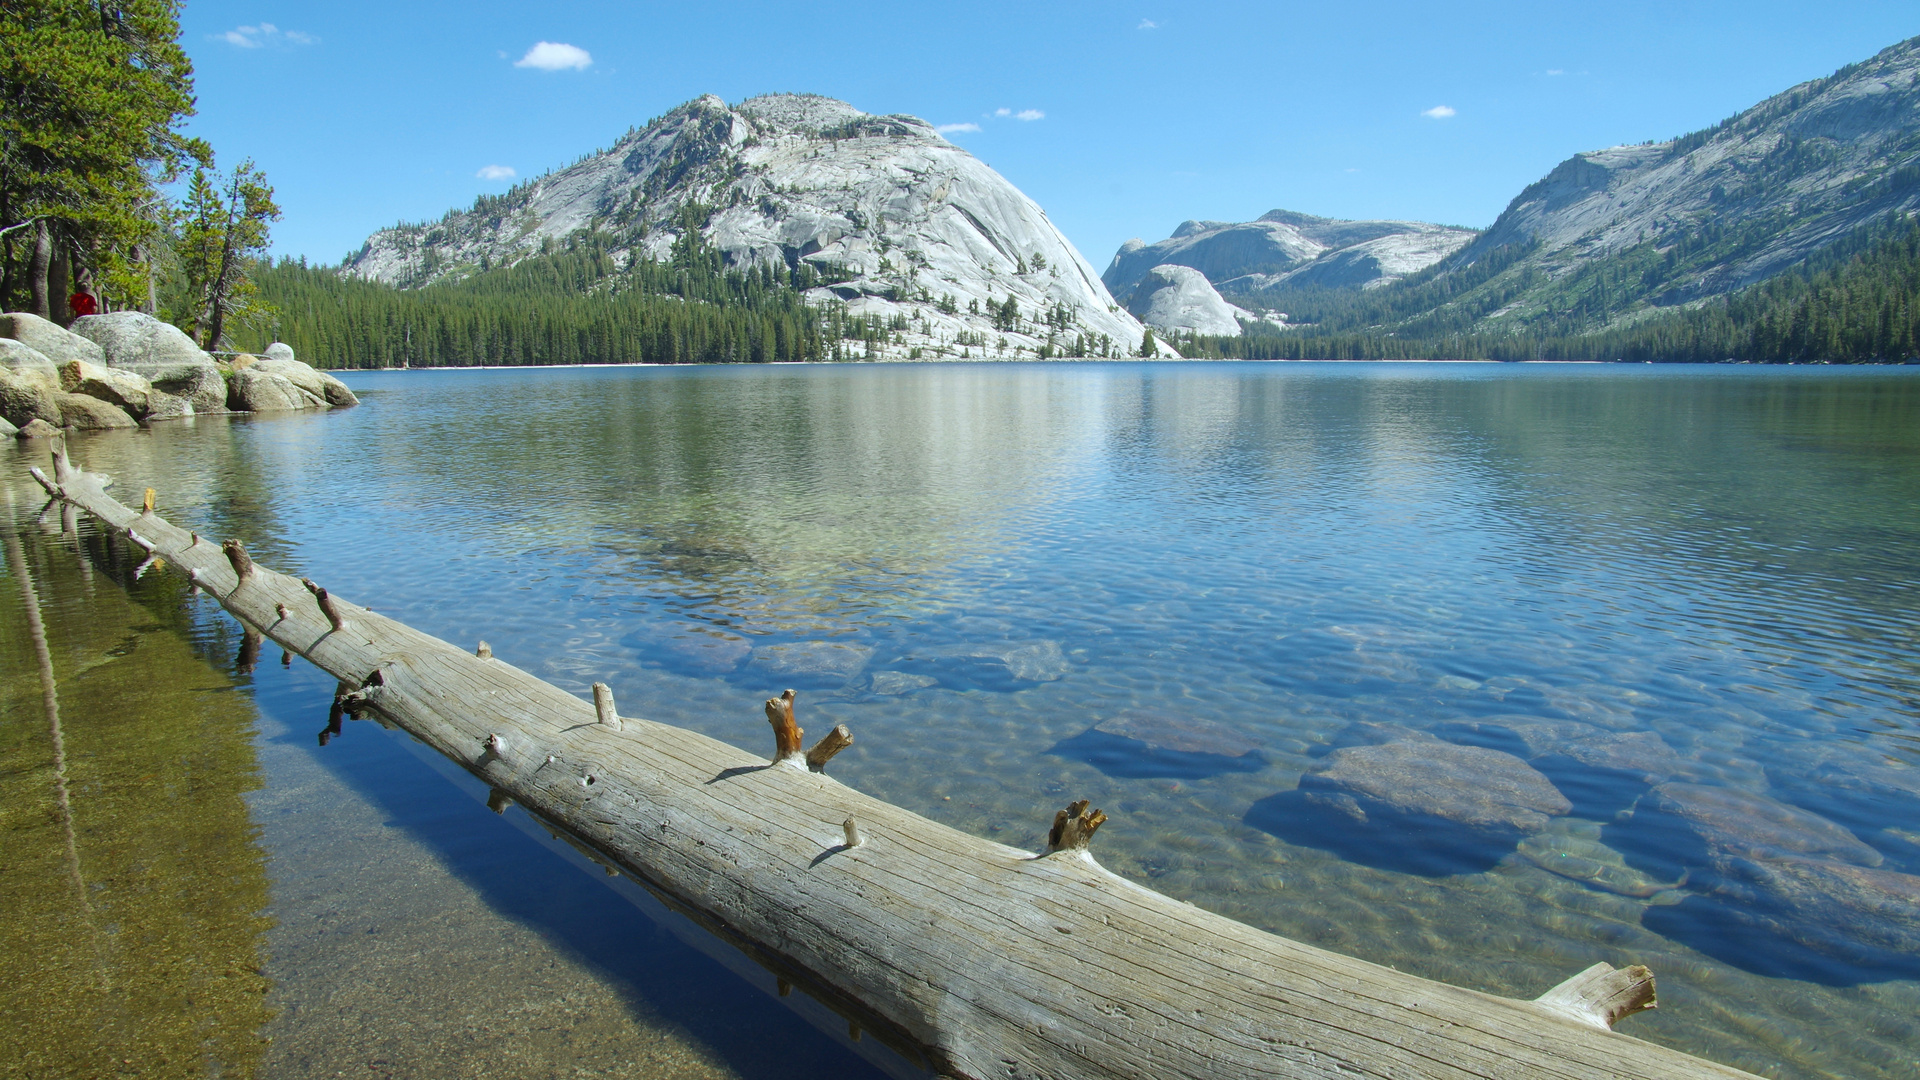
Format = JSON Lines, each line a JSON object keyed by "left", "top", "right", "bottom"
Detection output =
{"left": 1103, "top": 211, "right": 1476, "bottom": 300}
{"left": 344, "top": 94, "right": 1155, "bottom": 360}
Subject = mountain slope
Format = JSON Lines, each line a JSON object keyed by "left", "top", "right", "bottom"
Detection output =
{"left": 1422, "top": 35, "right": 1920, "bottom": 336}
{"left": 1103, "top": 211, "right": 1476, "bottom": 298}
{"left": 346, "top": 94, "right": 1155, "bottom": 360}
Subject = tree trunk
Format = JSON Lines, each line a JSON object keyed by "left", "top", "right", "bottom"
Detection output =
{"left": 29, "top": 220, "right": 52, "bottom": 320}
{"left": 49, "top": 237, "right": 71, "bottom": 326}
{"left": 32, "top": 455, "right": 1763, "bottom": 1080}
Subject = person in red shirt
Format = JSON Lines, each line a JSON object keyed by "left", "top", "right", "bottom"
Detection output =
{"left": 67, "top": 289, "right": 97, "bottom": 319}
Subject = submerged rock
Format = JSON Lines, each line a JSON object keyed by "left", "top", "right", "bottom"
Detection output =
{"left": 1514, "top": 823, "right": 1688, "bottom": 898}
{"left": 899, "top": 639, "right": 1068, "bottom": 689}
{"left": 868, "top": 670, "right": 938, "bottom": 696}
{"left": 1053, "top": 711, "right": 1265, "bottom": 780}
{"left": 1615, "top": 782, "right": 1883, "bottom": 873}
{"left": 0, "top": 412, "right": 15, "bottom": 436}
{"left": 14, "top": 417, "right": 59, "bottom": 439}
{"left": 747, "top": 640, "right": 873, "bottom": 684}
{"left": 1247, "top": 739, "right": 1571, "bottom": 874}
{"left": 1301, "top": 740, "right": 1571, "bottom": 839}
{"left": 623, "top": 622, "right": 752, "bottom": 674}
{"left": 1439, "top": 716, "right": 1681, "bottom": 817}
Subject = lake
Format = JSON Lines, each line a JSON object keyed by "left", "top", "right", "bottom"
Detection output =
{"left": 4, "top": 360, "right": 1918, "bottom": 1079}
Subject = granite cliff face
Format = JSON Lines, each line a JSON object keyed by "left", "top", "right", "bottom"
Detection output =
{"left": 347, "top": 94, "right": 1156, "bottom": 359}
{"left": 1447, "top": 35, "right": 1920, "bottom": 328}
{"left": 1123, "top": 265, "right": 1254, "bottom": 336}
{"left": 1104, "top": 211, "right": 1476, "bottom": 300}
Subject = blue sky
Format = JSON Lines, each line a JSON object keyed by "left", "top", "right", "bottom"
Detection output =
{"left": 177, "top": 1, "right": 1919, "bottom": 271}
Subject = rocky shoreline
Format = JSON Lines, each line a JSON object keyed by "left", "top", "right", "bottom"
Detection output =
{"left": 0, "top": 311, "right": 356, "bottom": 439}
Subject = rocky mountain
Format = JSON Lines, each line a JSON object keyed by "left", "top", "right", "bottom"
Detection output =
{"left": 1103, "top": 211, "right": 1477, "bottom": 300}
{"left": 1425, "top": 35, "right": 1920, "bottom": 335}
{"left": 1122, "top": 264, "right": 1260, "bottom": 337}
{"left": 346, "top": 94, "right": 1157, "bottom": 360}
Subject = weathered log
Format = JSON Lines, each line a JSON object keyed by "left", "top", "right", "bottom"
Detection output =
{"left": 33, "top": 453, "right": 1765, "bottom": 1080}
{"left": 1535, "top": 963, "right": 1659, "bottom": 1031}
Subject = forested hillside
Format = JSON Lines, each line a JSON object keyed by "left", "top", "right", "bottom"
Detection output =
{"left": 256, "top": 232, "right": 854, "bottom": 367}
{"left": 1174, "top": 212, "right": 1920, "bottom": 362}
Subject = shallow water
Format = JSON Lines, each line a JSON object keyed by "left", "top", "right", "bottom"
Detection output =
{"left": 5, "top": 360, "right": 1920, "bottom": 1078}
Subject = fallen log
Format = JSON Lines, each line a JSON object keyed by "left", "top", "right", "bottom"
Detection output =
{"left": 28, "top": 443, "right": 1763, "bottom": 1080}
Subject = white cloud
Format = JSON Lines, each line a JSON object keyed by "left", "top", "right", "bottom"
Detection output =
{"left": 476, "top": 165, "right": 516, "bottom": 181}
{"left": 1138, "top": 18, "right": 1158, "bottom": 29}
{"left": 993, "top": 107, "right": 1011, "bottom": 117}
{"left": 1545, "top": 69, "right": 1565, "bottom": 76}
{"left": 217, "top": 22, "right": 317, "bottom": 48}
{"left": 935, "top": 122, "right": 981, "bottom": 134}
{"left": 1421, "top": 105, "right": 1456, "bottom": 119}
{"left": 514, "top": 41, "right": 592, "bottom": 71}
{"left": 1015, "top": 109, "right": 1044, "bottom": 121}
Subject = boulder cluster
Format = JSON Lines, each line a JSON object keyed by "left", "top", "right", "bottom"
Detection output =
{"left": 0, "top": 311, "right": 356, "bottom": 439}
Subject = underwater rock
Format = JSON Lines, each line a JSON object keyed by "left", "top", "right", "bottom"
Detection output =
{"left": 747, "top": 640, "right": 873, "bottom": 684}
{"left": 1052, "top": 712, "right": 1264, "bottom": 780}
{"left": 898, "top": 639, "right": 1068, "bottom": 690}
{"left": 1247, "top": 739, "right": 1571, "bottom": 875}
{"left": 1514, "top": 824, "right": 1687, "bottom": 898}
{"left": 1302, "top": 740, "right": 1571, "bottom": 838}
{"left": 868, "top": 671, "right": 938, "bottom": 695}
{"left": 1616, "top": 782, "right": 1882, "bottom": 873}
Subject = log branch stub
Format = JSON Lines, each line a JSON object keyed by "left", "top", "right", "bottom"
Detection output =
{"left": 223, "top": 539, "right": 254, "bottom": 582}
{"left": 476, "top": 640, "right": 492, "bottom": 659}
{"left": 764, "top": 689, "right": 804, "bottom": 763}
{"left": 1535, "top": 962, "right": 1658, "bottom": 1030}
{"left": 302, "top": 577, "right": 346, "bottom": 631}
{"left": 484, "top": 733, "right": 509, "bottom": 760}
{"left": 142, "top": 487, "right": 155, "bottom": 514}
{"left": 28, "top": 465, "right": 59, "bottom": 498}
{"left": 593, "top": 682, "right": 622, "bottom": 730}
{"left": 274, "top": 602, "right": 290, "bottom": 622}
{"left": 189, "top": 531, "right": 200, "bottom": 548}
{"left": 843, "top": 815, "right": 864, "bottom": 849}
{"left": 1047, "top": 799, "right": 1109, "bottom": 853}
{"left": 125, "top": 527, "right": 155, "bottom": 553}
{"left": 805, "top": 724, "right": 854, "bottom": 772}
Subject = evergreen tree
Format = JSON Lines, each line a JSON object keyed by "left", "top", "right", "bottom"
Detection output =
{"left": 0, "top": 0, "right": 206, "bottom": 316}
{"left": 173, "top": 159, "right": 279, "bottom": 348}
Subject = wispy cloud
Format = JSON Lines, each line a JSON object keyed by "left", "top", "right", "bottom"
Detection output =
{"left": 1545, "top": 69, "right": 1565, "bottom": 76}
{"left": 1421, "top": 105, "right": 1456, "bottom": 119}
{"left": 1138, "top": 19, "right": 1158, "bottom": 29}
{"left": 994, "top": 107, "right": 1011, "bottom": 117}
{"left": 217, "top": 23, "right": 317, "bottom": 48}
{"left": 1015, "top": 109, "right": 1044, "bottom": 122}
{"left": 514, "top": 41, "right": 592, "bottom": 71}
{"left": 935, "top": 122, "right": 981, "bottom": 135}
{"left": 476, "top": 165, "right": 516, "bottom": 181}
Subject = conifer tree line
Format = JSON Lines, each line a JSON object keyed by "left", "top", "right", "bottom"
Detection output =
{"left": 1, "top": 0, "right": 279, "bottom": 346}
{"left": 1189, "top": 213, "right": 1920, "bottom": 363}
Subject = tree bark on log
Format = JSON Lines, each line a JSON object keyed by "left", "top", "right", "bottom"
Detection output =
{"left": 28, "top": 452, "right": 1765, "bottom": 1080}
